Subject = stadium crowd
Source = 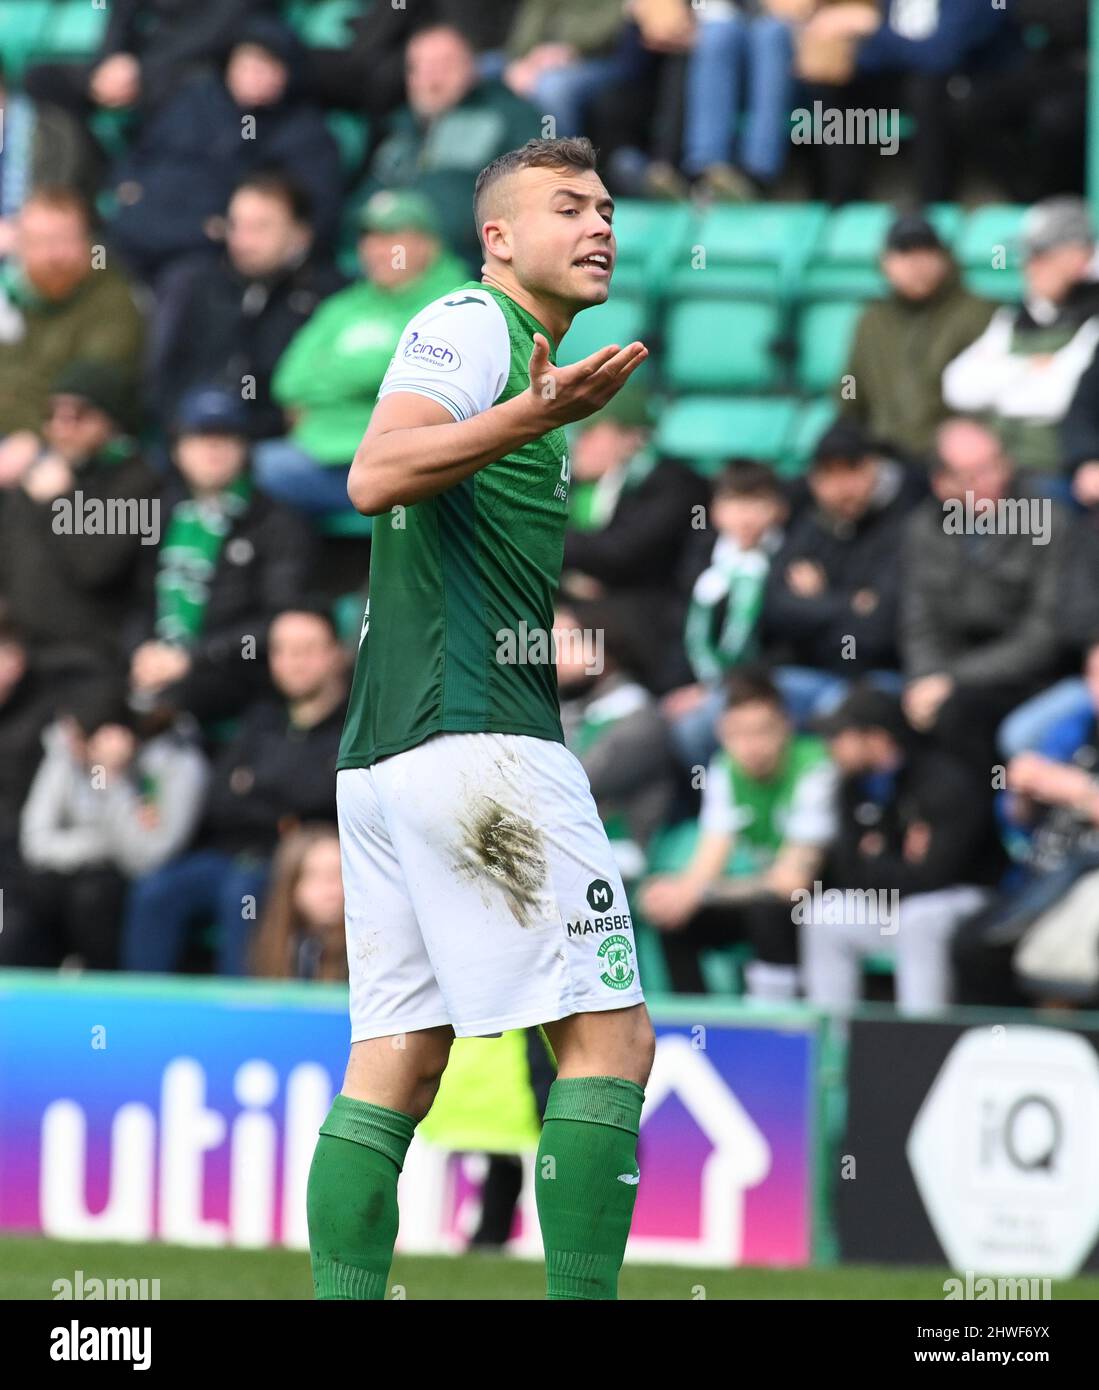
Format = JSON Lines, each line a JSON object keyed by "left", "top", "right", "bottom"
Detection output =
{"left": 0, "top": 0, "right": 1096, "bottom": 1016}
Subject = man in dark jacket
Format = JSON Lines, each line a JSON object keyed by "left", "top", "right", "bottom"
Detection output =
{"left": 561, "top": 383, "right": 711, "bottom": 695}
{"left": 802, "top": 686, "right": 1005, "bottom": 1012}
{"left": 122, "top": 602, "right": 349, "bottom": 976}
{"left": 25, "top": 0, "right": 273, "bottom": 119}
{"left": 900, "top": 418, "right": 1066, "bottom": 767}
{"left": 107, "top": 17, "right": 343, "bottom": 280}
{"left": 126, "top": 385, "right": 315, "bottom": 723}
{"left": 0, "top": 361, "right": 155, "bottom": 689}
{"left": 838, "top": 214, "right": 995, "bottom": 463}
{"left": 152, "top": 172, "right": 345, "bottom": 438}
{"left": 761, "top": 421, "right": 923, "bottom": 723}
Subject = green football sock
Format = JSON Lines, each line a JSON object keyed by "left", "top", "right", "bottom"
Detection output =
{"left": 306, "top": 1094, "right": 416, "bottom": 1300}
{"left": 535, "top": 1075, "right": 646, "bottom": 1300}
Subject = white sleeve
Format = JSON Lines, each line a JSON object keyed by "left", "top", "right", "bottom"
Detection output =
{"left": 941, "top": 308, "right": 1022, "bottom": 412}
{"left": 376, "top": 290, "right": 512, "bottom": 422}
{"left": 784, "top": 761, "right": 839, "bottom": 847}
{"left": 700, "top": 756, "right": 738, "bottom": 838}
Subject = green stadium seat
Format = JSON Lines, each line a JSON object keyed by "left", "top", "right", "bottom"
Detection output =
{"left": 0, "top": 1, "right": 51, "bottom": 77}
{"left": 286, "top": 0, "right": 360, "bottom": 46}
{"left": 802, "top": 201, "right": 962, "bottom": 300}
{"left": 796, "top": 299, "right": 863, "bottom": 395}
{"left": 666, "top": 202, "right": 828, "bottom": 301}
{"left": 557, "top": 295, "right": 649, "bottom": 369}
{"left": 38, "top": 0, "right": 109, "bottom": 57}
{"left": 957, "top": 204, "right": 1027, "bottom": 302}
{"left": 656, "top": 395, "right": 799, "bottom": 472}
{"left": 605, "top": 201, "right": 695, "bottom": 298}
{"left": 783, "top": 398, "right": 839, "bottom": 476}
{"left": 663, "top": 298, "right": 784, "bottom": 393}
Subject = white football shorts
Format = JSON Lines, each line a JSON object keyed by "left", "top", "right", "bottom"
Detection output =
{"left": 337, "top": 731, "right": 645, "bottom": 1041}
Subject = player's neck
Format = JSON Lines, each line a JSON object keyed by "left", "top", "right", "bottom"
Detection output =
{"left": 479, "top": 268, "right": 572, "bottom": 349}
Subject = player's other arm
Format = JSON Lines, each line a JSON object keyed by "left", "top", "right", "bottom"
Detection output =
{"left": 347, "top": 334, "right": 647, "bottom": 515}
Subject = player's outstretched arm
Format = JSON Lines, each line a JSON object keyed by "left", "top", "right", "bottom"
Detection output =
{"left": 347, "top": 334, "right": 647, "bottom": 515}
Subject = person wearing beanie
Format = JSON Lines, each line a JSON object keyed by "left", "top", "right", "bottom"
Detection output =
{"left": 838, "top": 211, "right": 996, "bottom": 463}
{"left": 0, "top": 360, "right": 155, "bottom": 690}
{"left": 124, "top": 383, "right": 315, "bottom": 724}
{"left": 253, "top": 190, "right": 471, "bottom": 514}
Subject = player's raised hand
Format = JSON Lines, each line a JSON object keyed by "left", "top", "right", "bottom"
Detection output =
{"left": 526, "top": 333, "right": 648, "bottom": 428}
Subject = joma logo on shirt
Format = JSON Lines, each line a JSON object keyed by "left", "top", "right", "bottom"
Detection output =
{"left": 402, "top": 331, "right": 461, "bottom": 371}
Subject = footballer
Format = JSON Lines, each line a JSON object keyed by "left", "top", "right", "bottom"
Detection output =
{"left": 307, "top": 137, "right": 653, "bottom": 1301}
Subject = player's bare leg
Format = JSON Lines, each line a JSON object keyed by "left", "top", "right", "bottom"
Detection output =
{"left": 307, "top": 1026, "right": 454, "bottom": 1300}
{"left": 534, "top": 1004, "right": 655, "bottom": 1300}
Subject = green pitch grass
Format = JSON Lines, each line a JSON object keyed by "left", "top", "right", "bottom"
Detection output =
{"left": 4, "top": 1236, "right": 1099, "bottom": 1300}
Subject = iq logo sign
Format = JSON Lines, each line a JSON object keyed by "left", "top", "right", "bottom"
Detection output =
{"left": 586, "top": 879, "right": 613, "bottom": 911}
{"left": 598, "top": 935, "right": 635, "bottom": 991}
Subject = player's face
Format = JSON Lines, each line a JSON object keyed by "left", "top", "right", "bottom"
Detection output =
{"left": 494, "top": 166, "right": 616, "bottom": 309}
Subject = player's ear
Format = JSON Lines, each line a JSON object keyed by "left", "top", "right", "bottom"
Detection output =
{"left": 482, "top": 217, "right": 513, "bottom": 263}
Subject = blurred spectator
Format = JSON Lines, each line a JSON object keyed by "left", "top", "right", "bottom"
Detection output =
{"left": 351, "top": 26, "right": 542, "bottom": 268}
{"left": 0, "top": 362, "right": 155, "bottom": 689}
{"left": 556, "top": 601, "right": 679, "bottom": 884}
{"left": 153, "top": 174, "right": 345, "bottom": 439}
{"left": 504, "top": 0, "right": 633, "bottom": 138}
{"left": 956, "top": 0, "right": 1087, "bottom": 205}
{"left": 838, "top": 213, "right": 995, "bottom": 462}
{"left": 251, "top": 823, "right": 347, "bottom": 980}
{"left": 680, "top": 1, "right": 796, "bottom": 198}
{"left": 0, "top": 187, "right": 144, "bottom": 437}
{"left": 121, "top": 604, "right": 349, "bottom": 975}
{"left": 0, "top": 685, "right": 207, "bottom": 970}
{"left": 0, "top": 61, "right": 100, "bottom": 247}
{"left": 664, "top": 459, "right": 788, "bottom": 770}
{"left": 254, "top": 190, "right": 469, "bottom": 514}
{"left": 761, "top": 421, "right": 921, "bottom": 724}
{"left": 943, "top": 197, "right": 1099, "bottom": 482}
{"left": 900, "top": 419, "right": 1065, "bottom": 768}
{"left": 797, "top": 0, "right": 1015, "bottom": 204}
{"left": 953, "top": 637, "right": 1099, "bottom": 1007}
{"left": 0, "top": 615, "right": 52, "bottom": 957}
{"left": 304, "top": 1, "right": 522, "bottom": 115}
{"left": 561, "top": 383, "right": 710, "bottom": 695}
{"left": 25, "top": 0, "right": 273, "bottom": 120}
{"left": 641, "top": 668, "right": 837, "bottom": 999}
{"left": 106, "top": 17, "right": 343, "bottom": 280}
{"left": 126, "top": 385, "right": 315, "bottom": 723}
{"left": 801, "top": 686, "right": 1004, "bottom": 1012}
{"left": 588, "top": 6, "right": 693, "bottom": 200}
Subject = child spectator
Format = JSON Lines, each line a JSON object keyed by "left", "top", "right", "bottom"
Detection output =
{"left": 640, "top": 667, "right": 837, "bottom": 1000}
{"left": 251, "top": 823, "right": 347, "bottom": 981}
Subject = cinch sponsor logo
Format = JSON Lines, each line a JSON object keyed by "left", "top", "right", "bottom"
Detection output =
{"left": 402, "top": 331, "right": 461, "bottom": 371}
{"left": 566, "top": 913, "right": 633, "bottom": 936}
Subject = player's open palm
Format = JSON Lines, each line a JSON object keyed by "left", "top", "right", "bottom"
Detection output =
{"left": 527, "top": 333, "right": 648, "bottom": 428}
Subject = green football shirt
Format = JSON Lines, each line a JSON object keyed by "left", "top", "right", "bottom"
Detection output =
{"left": 337, "top": 280, "right": 573, "bottom": 769}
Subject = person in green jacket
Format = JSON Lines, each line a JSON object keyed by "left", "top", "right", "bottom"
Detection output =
{"left": 252, "top": 190, "right": 471, "bottom": 515}
{"left": 0, "top": 187, "right": 144, "bottom": 452}
{"left": 837, "top": 213, "right": 995, "bottom": 464}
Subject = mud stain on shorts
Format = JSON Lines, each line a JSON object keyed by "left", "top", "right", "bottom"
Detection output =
{"left": 455, "top": 795, "right": 548, "bottom": 929}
